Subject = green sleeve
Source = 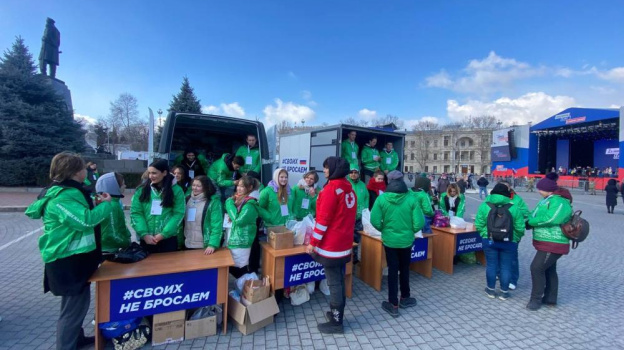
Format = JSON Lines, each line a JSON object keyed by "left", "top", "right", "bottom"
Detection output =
{"left": 361, "top": 147, "right": 372, "bottom": 165}
{"left": 112, "top": 204, "right": 131, "bottom": 247}
{"left": 528, "top": 197, "right": 572, "bottom": 227}
{"left": 226, "top": 198, "right": 258, "bottom": 227}
{"left": 340, "top": 142, "right": 349, "bottom": 161}
{"left": 475, "top": 203, "right": 488, "bottom": 238}
{"left": 517, "top": 197, "right": 530, "bottom": 220}
{"left": 288, "top": 191, "right": 296, "bottom": 220}
{"left": 420, "top": 193, "right": 435, "bottom": 217}
{"left": 457, "top": 194, "right": 466, "bottom": 217}
{"left": 197, "top": 153, "right": 209, "bottom": 173}
{"left": 411, "top": 199, "right": 425, "bottom": 233}
{"left": 370, "top": 198, "right": 384, "bottom": 232}
{"left": 205, "top": 199, "right": 224, "bottom": 248}
{"left": 363, "top": 186, "right": 370, "bottom": 211}
{"left": 52, "top": 197, "right": 112, "bottom": 232}
{"left": 174, "top": 154, "right": 184, "bottom": 166}
{"left": 216, "top": 163, "right": 234, "bottom": 187}
{"left": 161, "top": 186, "right": 186, "bottom": 239}
{"left": 391, "top": 151, "right": 399, "bottom": 171}
{"left": 513, "top": 206, "right": 526, "bottom": 240}
{"left": 130, "top": 189, "right": 149, "bottom": 238}
{"left": 257, "top": 187, "right": 272, "bottom": 222}
{"left": 252, "top": 149, "right": 261, "bottom": 173}
{"left": 439, "top": 194, "right": 449, "bottom": 216}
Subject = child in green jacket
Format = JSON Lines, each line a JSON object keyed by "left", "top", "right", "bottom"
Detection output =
{"left": 258, "top": 168, "right": 294, "bottom": 226}
{"left": 95, "top": 172, "right": 131, "bottom": 253}
{"left": 225, "top": 175, "right": 260, "bottom": 277}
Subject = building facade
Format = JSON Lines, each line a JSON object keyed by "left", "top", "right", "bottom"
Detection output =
{"left": 403, "top": 128, "right": 493, "bottom": 175}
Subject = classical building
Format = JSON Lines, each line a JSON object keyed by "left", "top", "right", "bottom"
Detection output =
{"left": 403, "top": 128, "right": 493, "bottom": 175}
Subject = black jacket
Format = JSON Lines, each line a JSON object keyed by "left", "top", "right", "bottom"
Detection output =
{"left": 605, "top": 180, "right": 619, "bottom": 206}
{"left": 477, "top": 177, "right": 489, "bottom": 187}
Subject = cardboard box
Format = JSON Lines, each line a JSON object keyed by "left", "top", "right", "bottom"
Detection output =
{"left": 152, "top": 310, "right": 185, "bottom": 346}
{"left": 268, "top": 226, "right": 294, "bottom": 250}
{"left": 242, "top": 277, "right": 271, "bottom": 305}
{"left": 228, "top": 294, "right": 280, "bottom": 335}
{"left": 185, "top": 310, "right": 217, "bottom": 340}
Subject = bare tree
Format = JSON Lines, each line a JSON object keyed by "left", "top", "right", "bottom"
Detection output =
{"left": 373, "top": 114, "right": 405, "bottom": 129}
{"left": 463, "top": 115, "right": 499, "bottom": 129}
{"left": 411, "top": 120, "right": 439, "bottom": 132}
{"left": 107, "top": 93, "right": 139, "bottom": 131}
{"left": 340, "top": 117, "right": 369, "bottom": 127}
{"left": 126, "top": 121, "right": 149, "bottom": 151}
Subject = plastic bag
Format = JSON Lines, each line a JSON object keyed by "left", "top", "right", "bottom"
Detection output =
{"left": 229, "top": 290, "right": 241, "bottom": 302}
{"left": 306, "top": 281, "right": 315, "bottom": 294}
{"left": 190, "top": 307, "right": 214, "bottom": 320}
{"left": 287, "top": 215, "right": 316, "bottom": 246}
{"left": 414, "top": 230, "right": 423, "bottom": 239}
{"left": 236, "top": 272, "right": 259, "bottom": 292}
{"left": 230, "top": 248, "right": 252, "bottom": 268}
{"left": 319, "top": 279, "right": 330, "bottom": 295}
{"left": 450, "top": 216, "right": 467, "bottom": 229}
{"left": 362, "top": 209, "right": 381, "bottom": 237}
{"left": 290, "top": 285, "right": 310, "bottom": 306}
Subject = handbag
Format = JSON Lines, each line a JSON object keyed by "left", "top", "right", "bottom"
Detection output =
{"left": 106, "top": 242, "right": 149, "bottom": 264}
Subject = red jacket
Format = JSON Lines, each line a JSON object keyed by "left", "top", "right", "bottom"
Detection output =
{"left": 310, "top": 178, "right": 356, "bottom": 258}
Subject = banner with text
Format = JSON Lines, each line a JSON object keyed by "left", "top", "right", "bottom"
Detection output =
{"left": 283, "top": 254, "right": 327, "bottom": 287}
{"left": 279, "top": 157, "right": 309, "bottom": 175}
{"left": 410, "top": 238, "right": 428, "bottom": 262}
{"left": 109, "top": 269, "right": 218, "bottom": 322}
{"left": 455, "top": 232, "right": 483, "bottom": 254}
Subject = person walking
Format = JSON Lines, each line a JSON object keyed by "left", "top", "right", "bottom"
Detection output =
{"left": 306, "top": 157, "right": 355, "bottom": 334}
{"left": 95, "top": 172, "right": 131, "bottom": 254}
{"left": 605, "top": 178, "right": 618, "bottom": 214}
{"left": 477, "top": 174, "right": 490, "bottom": 200}
{"left": 526, "top": 172, "right": 573, "bottom": 311}
{"left": 475, "top": 183, "right": 526, "bottom": 300}
{"left": 456, "top": 176, "right": 467, "bottom": 194}
{"left": 25, "top": 152, "right": 113, "bottom": 350}
{"left": 131, "top": 160, "right": 186, "bottom": 254}
{"left": 184, "top": 176, "right": 223, "bottom": 254}
{"left": 371, "top": 171, "right": 425, "bottom": 317}
{"left": 526, "top": 177, "right": 535, "bottom": 192}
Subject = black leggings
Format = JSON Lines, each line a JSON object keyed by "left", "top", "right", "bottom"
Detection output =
{"left": 607, "top": 205, "right": 615, "bottom": 213}
{"left": 530, "top": 250, "right": 562, "bottom": 303}
{"left": 140, "top": 236, "right": 178, "bottom": 254}
{"left": 384, "top": 245, "right": 412, "bottom": 306}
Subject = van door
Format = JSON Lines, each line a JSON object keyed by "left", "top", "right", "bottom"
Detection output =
{"left": 309, "top": 128, "right": 340, "bottom": 175}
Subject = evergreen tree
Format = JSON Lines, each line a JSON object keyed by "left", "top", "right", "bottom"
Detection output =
{"left": 168, "top": 76, "right": 201, "bottom": 113}
{"left": 0, "top": 37, "right": 86, "bottom": 186}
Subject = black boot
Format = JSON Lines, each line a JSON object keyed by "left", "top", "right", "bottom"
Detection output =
{"left": 318, "top": 307, "right": 344, "bottom": 334}
{"left": 76, "top": 328, "right": 95, "bottom": 348}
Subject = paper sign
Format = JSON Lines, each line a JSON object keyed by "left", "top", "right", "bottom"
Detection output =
{"left": 246, "top": 156, "right": 253, "bottom": 165}
{"left": 301, "top": 198, "right": 310, "bottom": 209}
{"left": 351, "top": 152, "right": 356, "bottom": 159}
{"left": 188, "top": 170, "right": 195, "bottom": 179}
{"left": 186, "top": 208, "right": 197, "bottom": 222}
{"left": 150, "top": 200, "right": 162, "bottom": 215}
{"left": 386, "top": 158, "right": 391, "bottom": 165}
{"left": 280, "top": 204, "right": 289, "bottom": 216}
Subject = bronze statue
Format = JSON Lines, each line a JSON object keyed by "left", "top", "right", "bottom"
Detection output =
{"left": 39, "top": 17, "right": 60, "bottom": 78}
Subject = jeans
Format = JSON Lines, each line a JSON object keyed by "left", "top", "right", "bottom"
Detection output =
{"left": 57, "top": 286, "right": 90, "bottom": 350}
{"left": 383, "top": 245, "right": 412, "bottom": 306}
{"left": 479, "top": 186, "right": 487, "bottom": 199}
{"left": 324, "top": 265, "right": 346, "bottom": 313}
{"left": 422, "top": 216, "right": 433, "bottom": 234}
{"left": 483, "top": 240, "right": 517, "bottom": 291}
{"left": 530, "top": 250, "right": 562, "bottom": 303}
{"left": 496, "top": 243, "right": 519, "bottom": 285}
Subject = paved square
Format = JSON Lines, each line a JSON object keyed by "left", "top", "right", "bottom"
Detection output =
{"left": 0, "top": 190, "right": 622, "bottom": 349}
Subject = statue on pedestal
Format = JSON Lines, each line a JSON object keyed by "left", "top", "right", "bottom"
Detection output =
{"left": 39, "top": 17, "right": 60, "bottom": 79}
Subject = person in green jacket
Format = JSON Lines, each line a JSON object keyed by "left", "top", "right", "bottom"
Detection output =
{"left": 347, "top": 165, "right": 369, "bottom": 263}
{"left": 235, "top": 134, "right": 261, "bottom": 174}
{"left": 380, "top": 142, "right": 399, "bottom": 174}
{"left": 25, "top": 152, "right": 113, "bottom": 349}
{"left": 526, "top": 173, "right": 573, "bottom": 311}
{"left": 439, "top": 183, "right": 466, "bottom": 218}
{"left": 410, "top": 183, "right": 435, "bottom": 234}
{"left": 341, "top": 130, "right": 359, "bottom": 168}
{"left": 292, "top": 171, "right": 319, "bottom": 220}
{"left": 175, "top": 149, "right": 209, "bottom": 179}
{"left": 131, "top": 160, "right": 186, "bottom": 253}
{"left": 225, "top": 175, "right": 260, "bottom": 277}
{"left": 361, "top": 136, "right": 381, "bottom": 183}
{"left": 474, "top": 183, "right": 526, "bottom": 300}
{"left": 371, "top": 170, "right": 424, "bottom": 317}
{"left": 258, "top": 168, "right": 294, "bottom": 226}
{"left": 208, "top": 153, "right": 244, "bottom": 200}
{"left": 95, "top": 172, "right": 131, "bottom": 253}
{"left": 83, "top": 161, "right": 99, "bottom": 193}
{"left": 498, "top": 180, "right": 530, "bottom": 290}
{"left": 184, "top": 176, "right": 223, "bottom": 255}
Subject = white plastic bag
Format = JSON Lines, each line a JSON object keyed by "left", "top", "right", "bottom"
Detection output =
{"left": 319, "top": 279, "right": 330, "bottom": 296}
{"left": 286, "top": 215, "right": 316, "bottom": 245}
{"left": 290, "top": 285, "right": 310, "bottom": 306}
{"left": 306, "top": 281, "right": 315, "bottom": 294}
{"left": 235, "top": 272, "right": 259, "bottom": 292}
{"left": 414, "top": 230, "right": 423, "bottom": 239}
{"left": 230, "top": 248, "right": 252, "bottom": 268}
{"left": 362, "top": 209, "right": 381, "bottom": 237}
{"left": 450, "top": 216, "right": 467, "bottom": 229}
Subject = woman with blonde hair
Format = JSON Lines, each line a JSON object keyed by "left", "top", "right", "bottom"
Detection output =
{"left": 258, "top": 168, "right": 294, "bottom": 226}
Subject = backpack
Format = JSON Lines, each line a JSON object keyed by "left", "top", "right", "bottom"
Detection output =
{"left": 561, "top": 210, "right": 590, "bottom": 249}
{"left": 486, "top": 203, "right": 513, "bottom": 242}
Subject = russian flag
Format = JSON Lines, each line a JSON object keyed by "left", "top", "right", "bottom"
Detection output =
{"left": 299, "top": 159, "right": 307, "bottom": 165}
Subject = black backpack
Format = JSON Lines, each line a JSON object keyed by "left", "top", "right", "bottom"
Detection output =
{"left": 486, "top": 203, "right": 514, "bottom": 242}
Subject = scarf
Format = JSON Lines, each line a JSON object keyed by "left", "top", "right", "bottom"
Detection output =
{"left": 366, "top": 178, "right": 386, "bottom": 194}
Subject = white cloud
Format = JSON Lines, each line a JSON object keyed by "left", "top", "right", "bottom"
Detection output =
{"left": 74, "top": 113, "right": 97, "bottom": 127}
{"left": 357, "top": 108, "right": 378, "bottom": 122}
{"left": 425, "top": 51, "right": 545, "bottom": 94}
{"left": 404, "top": 116, "right": 440, "bottom": 130}
{"left": 446, "top": 92, "right": 576, "bottom": 126}
{"left": 301, "top": 90, "right": 318, "bottom": 107}
{"left": 201, "top": 102, "right": 246, "bottom": 118}
{"left": 263, "top": 98, "right": 315, "bottom": 127}
{"left": 288, "top": 71, "right": 298, "bottom": 79}
{"left": 594, "top": 67, "right": 624, "bottom": 82}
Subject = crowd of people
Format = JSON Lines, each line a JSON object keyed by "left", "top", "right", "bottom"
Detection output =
{"left": 26, "top": 131, "right": 580, "bottom": 348}
{"left": 555, "top": 165, "right": 617, "bottom": 178}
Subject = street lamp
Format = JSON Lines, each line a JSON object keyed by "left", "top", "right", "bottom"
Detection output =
{"left": 157, "top": 109, "right": 163, "bottom": 128}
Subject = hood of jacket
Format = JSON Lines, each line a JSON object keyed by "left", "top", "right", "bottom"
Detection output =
{"left": 222, "top": 153, "right": 235, "bottom": 171}
{"left": 486, "top": 193, "right": 512, "bottom": 206}
{"left": 381, "top": 191, "right": 408, "bottom": 204}
{"left": 95, "top": 172, "right": 123, "bottom": 197}
{"left": 25, "top": 186, "right": 66, "bottom": 219}
{"left": 386, "top": 179, "right": 408, "bottom": 194}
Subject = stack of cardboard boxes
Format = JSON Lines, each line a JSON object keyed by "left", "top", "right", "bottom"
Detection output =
{"left": 152, "top": 308, "right": 218, "bottom": 346}
{"left": 228, "top": 276, "right": 280, "bottom": 335}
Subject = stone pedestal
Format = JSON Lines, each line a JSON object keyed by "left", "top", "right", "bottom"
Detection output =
{"left": 40, "top": 75, "right": 73, "bottom": 112}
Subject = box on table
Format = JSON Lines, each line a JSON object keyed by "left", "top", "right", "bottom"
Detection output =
{"left": 228, "top": 294, "right": 279, "bottom": 335}
{"left": 152, "top": 310, "right": 185, "bottom": 346}
{"left": 185, "top": 309, "right": 217, "bottom": 340}
{"left": 268, "top": 226, "right": 294, "bottom": 250}
{"left": 242, "top": 276, "right": 271, "bottom": 305}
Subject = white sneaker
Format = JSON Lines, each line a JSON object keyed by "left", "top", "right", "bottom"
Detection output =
{"left": 508, "top": 283, "right": 516, "bottom": 290}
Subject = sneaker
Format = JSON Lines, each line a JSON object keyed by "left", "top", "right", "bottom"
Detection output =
{"left": 508, "top": 283, "right": 516, "bottom": 290}
{"left": 399, "top": 297, "right": 417, "bottom": 308}
{"left": 484, "top": 287, "right": 496, "bottom": 299}
{"left": 498, "top": 290, "right": 510, "bottom": 300}
{"left": 382, "top": 301, "right": 399, "bottom": 318}
{"left": 526, "top": 299, "right": 542, "bottom": 311}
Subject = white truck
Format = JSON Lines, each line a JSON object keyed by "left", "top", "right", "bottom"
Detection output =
{"left": 278, "top": 124, "right": 406, "bottom": 187}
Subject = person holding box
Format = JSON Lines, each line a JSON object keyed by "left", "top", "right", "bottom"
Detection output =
{"left": 131, "top": 160, "right": 186, "bottom": 254}
{"left": 184, "top": 175, "right": 223, "bottom": 254}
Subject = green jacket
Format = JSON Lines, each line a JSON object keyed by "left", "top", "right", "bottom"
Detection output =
{"left": 361, "top": 145, "right": 380, "bottom": 171}
{"left": 101, "top": 198, "right": 132, "bottom": 252}
{"left": 341, "top": 140, "right": 360, "bottom": 167}
{"left": 410, "top": 189, "right": 435, "bottom": 217}
{"left": 371, "top": 192, "right": 425, "bottom": 248}
{"left": 25, "top": 186, "right": 113, "bottom": 263}
{"left": 348, "top": 178, "right": 369, "bottom": 220}
{"left": 174, "top": 153, "right": 210, "bottom": 174}
{"left": 439, "top": 192, "right": 466, "bottom": 218}
{"left": 208, "top": 153, "right": 238, "bottom": 188}
{"left": 130, "top": 185, "right": 186, "bottom": 239}
{"left": 380, "top": 149, "right": 399, "bottom": 172}
{"left": 235, "top": 145, "right": 261, "bottom": 174}
{"left": 528, "top": 194, "right": 572, "bottom": 244}
{"left": 83, "top": 170, "right": 99, "bottom": 189}
{"left": 258, "top": 186, "right": 295, "bottom": 226}
{"left": 201, "top": 198, "right": 224, "bottom": 248}
{"left": 511, "top": 193, "right": 530, "bottom": 220}
{"left": 225, "top": 197, "right": 259, "bottom": 249}
{"left": 474, "top": 194, "right": 526, "bottom": 243}
{"left": 291, "top": 186, "right": 318, "bottom": 220}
